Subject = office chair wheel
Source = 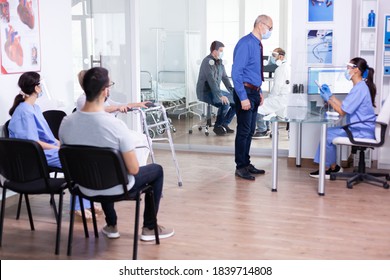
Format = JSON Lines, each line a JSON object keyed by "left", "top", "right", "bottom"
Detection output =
{"left": 189, "top": 129, "right": 193, "bottom": 134}
{"left": 205, "top": 132, "right": 209, "bottom": 136}
{"left": 157, "top": 126, "right": 165, "bottom": 135}
{"left": 330, "top": 174, "right": 336, "bottom": 180}
{"left": 346, "top": 182, "right": 353, "bottom": 189}
{"left": 172, "top": 127, "right": 177, "bottom": 133}
{"left": 198, "top": 126, "right": 202, "bottom": 131}
{"left": 386, "top": 174, "right": 390, "bottom": 181}
{"left": 384, "top": 183, "right": 390, "bottom": 189}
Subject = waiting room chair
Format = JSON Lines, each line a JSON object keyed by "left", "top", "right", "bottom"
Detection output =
{"left": 42, "top": 110, "right": 67, "bottom": 177}
{"left": 330, "top": 96, "right": 390, "bottom": 189}
{"left": 43, "top": 110, "right": 67, "bottom": 139}
{"left": 59, "top": 145, "right": 159, "bottom": 260}
{"left": 2, "top": 120, "right": 10, "bottom": 138}
{"left": 0, "top": 138, "right": 66, "bottom": 255}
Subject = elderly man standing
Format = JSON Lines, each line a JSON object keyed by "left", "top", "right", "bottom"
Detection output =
{"left": 232, "top": 14, "right": 273, "bottom": 180}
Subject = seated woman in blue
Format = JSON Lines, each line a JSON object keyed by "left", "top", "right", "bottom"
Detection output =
{"left": 310, "top": 57, "right": 377, "bottom": 179}
{"left": 8, "top": 71, "right": 93, "bottom": 219}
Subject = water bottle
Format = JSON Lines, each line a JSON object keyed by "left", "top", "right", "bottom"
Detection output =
{"left": 368, "top": 10, "right": 376, "bottom": 27}
{"left": 298, "top": 84, "right": 304, "bottom": 93}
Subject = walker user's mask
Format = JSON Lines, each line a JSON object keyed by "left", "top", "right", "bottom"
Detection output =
{"left": 218, "top": 51, "right": 224, "bottom": 60}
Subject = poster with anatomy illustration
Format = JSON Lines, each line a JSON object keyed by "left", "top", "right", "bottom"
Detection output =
{"left": 0, "top": 0, "right": 40, "bottom": 74}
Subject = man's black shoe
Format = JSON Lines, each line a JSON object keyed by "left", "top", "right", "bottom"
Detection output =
{"left": 246, "top": 164, "right": 265, "bottom": 174}
{"left": 222, "top": 125, "right": 234, "bottom": 133}
{"left": 235, "top": 167, "right": 255, "bottom": 180}
{"left": 213, "top": 126, "right": 226, "bottom": 136}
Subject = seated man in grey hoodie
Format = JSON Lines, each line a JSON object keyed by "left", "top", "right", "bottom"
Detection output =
{"left": 196, "top": 41, "right": 236, "bottom": 136}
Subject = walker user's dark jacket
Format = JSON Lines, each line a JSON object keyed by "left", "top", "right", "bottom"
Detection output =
{"left": 196, "top": 54, "right": 233, "bottom": 102}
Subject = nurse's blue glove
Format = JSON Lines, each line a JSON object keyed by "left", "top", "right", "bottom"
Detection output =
{"left": 319, "top": 84, "right": 332, "bottom": 102}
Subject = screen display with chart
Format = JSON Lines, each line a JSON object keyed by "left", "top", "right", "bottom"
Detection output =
{"left": 307, "top": 67, "right": 353, "bottom": 95}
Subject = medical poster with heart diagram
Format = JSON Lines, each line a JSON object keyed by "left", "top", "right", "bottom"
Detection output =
{"left": 0, "top": 0, "right": 40, "bottom": 74}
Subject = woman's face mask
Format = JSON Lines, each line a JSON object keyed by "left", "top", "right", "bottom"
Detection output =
{"left": 344, "top": 69, "right": 353, "bottom": 81}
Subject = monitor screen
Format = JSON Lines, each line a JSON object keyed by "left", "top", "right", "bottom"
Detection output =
{"left": 307, "top": 67, "right": 353, "bottom": 95}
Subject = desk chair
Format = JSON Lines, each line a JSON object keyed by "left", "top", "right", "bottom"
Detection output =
{"left": 0, "top": 138, "right": 66, "bottom": 255}
{"left": 59, "top": 145, "right": 159, "bottom": 259}
{"left": 330, "top": 97, "right": 390, "bottom": 189}
{"left": 189, "top": 102, "right": 213, "bottom": 136}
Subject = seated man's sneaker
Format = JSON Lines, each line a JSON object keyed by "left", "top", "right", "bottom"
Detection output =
{"left": 213, "top": 125, "right": 227, "bottom": 136}
{"left": 235, "top": 167, "right": 255, "bottom": 180}
{"left": 309, "top": 165, "right": 343, "bottom": 179}
{"left": 222, "top": 124, "right": 234, "bottom": 133}
{"left": 246, "top": 164, "right": 265, "bottom": 174}
{"left": 141, "top": 225, "right": 175, "bottom": 241}
{"left": 252, "top": 130, "right": 270, "bottom": 139}
{"left": 102, "top": 225, "right": 120, "bottom": 239}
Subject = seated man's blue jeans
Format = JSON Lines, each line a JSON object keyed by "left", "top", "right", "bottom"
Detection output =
{"left": 101, "top": 163, "right": 163, "bottom": 229}
{"left": 256, "top": 113, "right": 269, "bottom": 133}
{"left": 198, "top": 91, "right": 236, "bottom": 127}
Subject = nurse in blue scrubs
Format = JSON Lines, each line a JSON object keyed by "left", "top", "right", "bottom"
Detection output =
{"left": 8, "top": 71, "right": 92, "bottom": 217}
{"left": 309, "top": 57, "right": 377, "bottom": 179}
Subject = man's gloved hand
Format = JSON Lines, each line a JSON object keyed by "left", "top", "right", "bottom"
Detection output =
{"left": 320, "top": 84, "right": 332, "bottom": 102}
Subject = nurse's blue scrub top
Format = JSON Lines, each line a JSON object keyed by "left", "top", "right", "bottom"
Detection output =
{"left": 8, "top": 102, "right": 61, "bottom": 168}
{"left": 341, "top": 80, "right": 376, "bottom": 139}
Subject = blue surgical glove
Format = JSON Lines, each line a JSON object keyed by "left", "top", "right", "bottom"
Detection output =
{"left": 320, "top": 84, "right": 332, "bottom": 102}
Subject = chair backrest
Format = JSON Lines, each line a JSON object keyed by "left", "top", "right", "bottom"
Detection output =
{"left": 43, "top": 110, "right": 67, "bottom": 139}
{"left": 2, "top": 120, "right": 10, "bottom": 138}
{"left": 374, "top": 96, "right": 390, "bottom": 142}
{"left": 0, "top": 138, "right": 49, "bottom": 183}
{"left": 59, "top": 145, "right": 129, "bottom": 195}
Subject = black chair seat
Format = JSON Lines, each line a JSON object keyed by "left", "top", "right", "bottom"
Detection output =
{"left": 4, "top": 178, "right": 65, "bottom": 194}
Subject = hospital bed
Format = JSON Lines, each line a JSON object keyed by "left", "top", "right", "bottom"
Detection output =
{"left": 156, "top": 70, "right": 186, "bottom": 112}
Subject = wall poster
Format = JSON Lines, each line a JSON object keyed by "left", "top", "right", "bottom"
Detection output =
{"left": 0, "top": 0, "right": 40, "bottom": 74}
{"left": 308, "top": 0, "right": 334, "bottom": 22}
{"left": 307, "top": 29, "right": 333, "bottom": 65}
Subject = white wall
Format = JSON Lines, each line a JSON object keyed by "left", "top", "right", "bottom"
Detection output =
{"left": 0, "top": 0, "right": 74, "bottom": 127}
{"left": 289, "top": 0, "right": 353, "bottom": 159}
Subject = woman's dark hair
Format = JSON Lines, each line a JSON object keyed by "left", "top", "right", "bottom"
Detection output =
{"left": 350, "top": 57, "right": 376, "bottom": 107}
{"left": 83, "top": 67, "right": 109, "bottom": 102}
{"left": 9, "top": 71, "right": 40, "bottom": 116}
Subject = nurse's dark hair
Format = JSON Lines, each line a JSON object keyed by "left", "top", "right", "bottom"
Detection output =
{"left": 350, "top": 57, "right": 376, "bottom": 107}
{"left": 83, "top": 67, "right": 109, "bottom": 102}
{"left": 9, "top": 71, "right": 40, "bottom": 116}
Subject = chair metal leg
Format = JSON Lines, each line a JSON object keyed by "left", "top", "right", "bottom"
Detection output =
{"left": 16, "top": 193, "right": 22, "bottom": 220}
{"left": 149, "top": 190, "right": 160, "bottom": 245}
{"left": 78, "top": 197, "right": 89, "bottom": 238}
{"left": 67, "top": 194, "right": 76, "bottom": 256}
{"left": 90, "top": 200, "right": 99, "bottom": 238}
{"left": 50, "top": 194, "right": 59, "bottom": 223}
{"left": 24, "top": 194, "right": 35, "bottom": 231}
{"left": 0, "top": 188, "right": 7, "bottom": 247}
{"left": 55, "top": 192, "right": 63, "bottom": 255}
{"left": 133, "top": 192, "right": 141, "bottom": 260}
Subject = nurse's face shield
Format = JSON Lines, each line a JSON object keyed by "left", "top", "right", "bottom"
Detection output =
{"left": 272, "top": 51, "right": 279, "bottom": 58}
{"left": 346, "top": 62, "right": 357, "bottom": 70}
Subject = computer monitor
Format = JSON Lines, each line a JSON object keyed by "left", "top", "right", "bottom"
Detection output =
{"left": 307, "top": 66, "right": 353, "bottom": 95}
